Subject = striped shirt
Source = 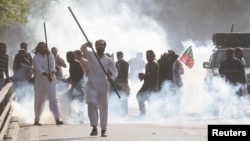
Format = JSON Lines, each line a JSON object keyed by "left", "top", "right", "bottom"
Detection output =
{"left": 0, "top": 54, "right": 9, "bottom": 78}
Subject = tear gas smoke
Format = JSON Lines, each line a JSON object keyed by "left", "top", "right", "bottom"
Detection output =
{"left": 11, "top": 0, "right": 250, "bottom": 125}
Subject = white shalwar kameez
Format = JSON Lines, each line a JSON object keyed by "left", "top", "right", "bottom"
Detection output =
{"left": 81, "top": 45, "right": 118, "bottom": 130}
{"left": 33, "top": 53, "right": 61, "bottom": 122}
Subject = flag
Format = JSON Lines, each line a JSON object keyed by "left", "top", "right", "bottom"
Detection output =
{"left": 180, "top": 46, "right": 194, "bottom": 69}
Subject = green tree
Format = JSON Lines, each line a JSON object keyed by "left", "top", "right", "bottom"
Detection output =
{"left": 0, "top": 0, "right": 29, "bottom": 26}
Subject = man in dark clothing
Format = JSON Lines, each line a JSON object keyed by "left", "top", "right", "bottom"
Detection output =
{"left": 13, "top": 43, "right": 33, "bottom": 84}
{"left": 66, "top": 51, "right": 85, "bottom": 123}
{"left": 219, "top": 48, "right": 248, "bottom": 117}
{"left": 12, "top": 49, "right": 33, "bottom": 102}
{"left": 13, "top": 49, "right": 31, "bottom": 79}
{"left": 136, "top": 50, "right": 159, "bottom": 116}
{"left": 66, "top": 51, "right": 85, "bottom": 100}
{"left": 20, "top": 42, "right": 33, "bottom": 66}
{"left": 114, "top": 51, "right": 130, "bottom": 116}
{"left": 234, "top": 47, "right": 248, "bottom": 96}
{"left": 219, "top": 48, "right": 246, "bottom": 96}
{"left": 158, "top": 50, "right": 182, "bottom": 89}
{"left": 158, "top": 50, "right": 184, "bottom": 116}
{"left": 235, "top": 47, "right": 246, "bottom": 67}
{"left": 158, "top": 52, "right": 170, "bottom": 89}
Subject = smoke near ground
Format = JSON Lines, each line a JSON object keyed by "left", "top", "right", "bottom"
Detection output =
{"left": 10, "top": 0, "right": 250, "bottom": 125}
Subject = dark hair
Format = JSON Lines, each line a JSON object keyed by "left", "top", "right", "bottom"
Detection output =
{"left": 51, "top": 46, "right": 57, "bottom": 51}
{"left": 66, "top": 51, "right": 75, "bottom": 59}
{"left": 234, "top": 47, "right": 243, "bottom": 55}
{"left": 168, "top": 50, "right": 175, "bottom": 55}
{"left": 146, "top": 50, "right": 156, "bottom": 58}
{"left": 95, "top": 39, "right": 106, "bottom": 47}
{"left": 226, "top": 48, "right": 234, "bottom": 53}
{"left": 74, "top": 50, "right": 82, "bottom": 57}
{"left": 34, "top": 42, "right": 50, "bottom": 54}
{"left": 20, "top": 42, "right": 28, "bottom": 49}
{"left": 117, "top": 51, "right": 123, "bottom": 57}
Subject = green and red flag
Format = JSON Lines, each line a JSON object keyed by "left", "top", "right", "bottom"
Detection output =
{"left": 180, "top": 46, "right": 194, "bottom": 69}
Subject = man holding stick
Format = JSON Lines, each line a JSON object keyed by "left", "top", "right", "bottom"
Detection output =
{"left": 33, "top": 42, "right": 63, "bottom": 125}
{"left": 80, "top": 40, "right": 118, "bottom": 137}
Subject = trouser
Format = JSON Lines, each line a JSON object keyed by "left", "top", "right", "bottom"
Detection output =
{"left": 68, "top": 81, "right": 85, "bottom": 119}
{"left": 119, "top": 83, "right": 130, "bottom": 96}
{"left": 120, "top": 93, "right": 128, "bottom": 115}
{"left": 69, "top": 98, "right": 85, "bottom": 121}
{"left": 34, "top": 98, "right": 61, "bottom": 122}
{"left": 87, "top": 100, "right": 108, "bottom": 130}
{"left": 239, "top": 83, "right": 248, "bottom": 97}
{"left": 119, "top": 83, "right": 130, "bottom": 115}
{"left": 136, "top": 92, "right": 150, "bottom": 115}
{"left": 136, "top": 84, "right": 156, "bottom": 115}
{"left": 109, "top": 91, "right": 128, "bottom": 116}
{"left": 69, "top": 80, "right": 85, "bottom": 101}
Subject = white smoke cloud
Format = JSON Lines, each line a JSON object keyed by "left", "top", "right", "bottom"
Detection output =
{"left": 11, "top": 0, "right": 250, "bottom": 125}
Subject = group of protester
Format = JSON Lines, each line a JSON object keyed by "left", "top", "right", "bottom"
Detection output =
{"left": 1, "top": 38, "right": 249, "bottom": 140}
{"left": 1, "top": 39, "right": 249, "bottom": 138}
{"left": 0, "top": 40, "right": 187, "bottom": 137}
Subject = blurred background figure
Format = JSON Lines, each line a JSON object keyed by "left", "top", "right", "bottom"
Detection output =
{"left": 12, "top": 43, "right": 33, "bottom": 85}
{"left": 136, "top": 50, "right": 159, "bottom": 116}
{"left": 128, "top": 52, "right": 145, "bottom": 81}
{"left": 66, "top": 51, "right": 85, "bottom": 123}
{"left": 110, "top": 51, "right": 130, "bottom": 116}
{"left": 51, "top": 47, "right": 67, "bottom": 79}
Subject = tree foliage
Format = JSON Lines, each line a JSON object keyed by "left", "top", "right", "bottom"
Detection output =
{"left": 0, "top": 0, "right": 29, "bottom": 26}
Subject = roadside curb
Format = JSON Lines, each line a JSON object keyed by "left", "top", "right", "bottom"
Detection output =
{"left": 4, "top": 116, "right": 20, "bottom": 141}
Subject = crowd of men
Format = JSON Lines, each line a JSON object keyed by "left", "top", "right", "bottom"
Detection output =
{"left": 1, "top": 40, "right": 248, "bottom": 137}
{"left": 0, "top": 40, "right": 186, "bottom": 137}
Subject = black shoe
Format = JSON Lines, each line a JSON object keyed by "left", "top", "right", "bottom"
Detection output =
{"left": 56, "top": 119, "right": 63, "bottom": 125}
{"left": 34, "top": 121, "right": 42, "bottom": 126}
{"left": 90, "top": 127, "right": 98, "bottom": 136}
{"left": 101, "top": 130, "right": 107, "bottom": 137}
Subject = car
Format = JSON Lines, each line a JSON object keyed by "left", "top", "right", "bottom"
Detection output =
{"left": 203, "top": 33, "right": 250, "bottom": 93}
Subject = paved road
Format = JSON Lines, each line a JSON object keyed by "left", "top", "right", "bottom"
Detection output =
{"left": 13, "top": 114, "right": 250, "bottom": 141}
{"left": 17, "top": 123, "right": 207, "bottom": 141}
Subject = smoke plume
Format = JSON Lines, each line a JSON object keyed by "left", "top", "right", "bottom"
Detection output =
{"left": 11, "top": 0, "right": 250, "bottom": 125}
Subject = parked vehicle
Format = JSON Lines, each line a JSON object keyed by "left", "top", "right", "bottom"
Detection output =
{"left": 203, "top": 33, "right": 250, "bottom": 93}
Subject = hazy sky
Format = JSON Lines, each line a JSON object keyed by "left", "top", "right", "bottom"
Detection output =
{"left": 24, "top": 0, "right": 250, "bottom": 53}
{"left": 127, "top": 0, "right": 250, "bottom": 48}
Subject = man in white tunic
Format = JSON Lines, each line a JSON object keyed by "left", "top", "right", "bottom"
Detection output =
{"left": 33, "top": 42, "right": 63, "bottom": 125}
{"left": 80, "top": 39, "right": 118, "bottom": 137}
